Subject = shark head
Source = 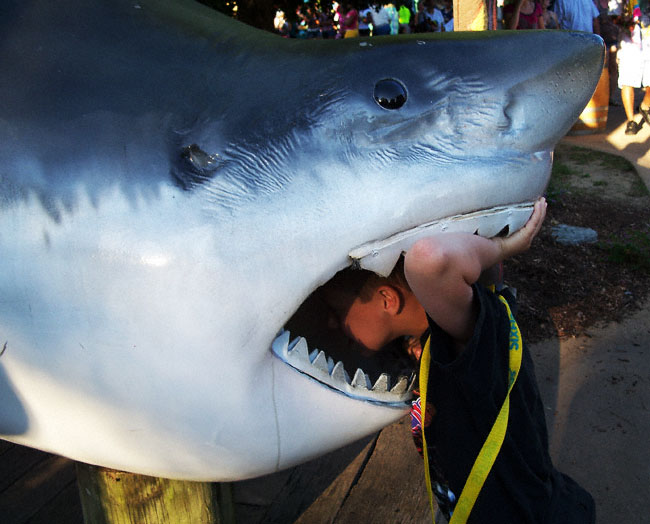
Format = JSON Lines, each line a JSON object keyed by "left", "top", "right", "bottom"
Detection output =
{"left": 0, "top": 0, "right": 603, "bottom": 480}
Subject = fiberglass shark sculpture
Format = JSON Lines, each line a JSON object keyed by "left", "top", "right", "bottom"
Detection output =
{"left": 0, "top": 0, "right": 603, "bottom": 481}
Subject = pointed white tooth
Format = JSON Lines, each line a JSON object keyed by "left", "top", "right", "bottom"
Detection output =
{"left": 331, "top": 361, "right": 350, "bottom": 384}
{"left": 312, "top": 351, "right": 329, "bottom": 373}
{"left": 408, "top": 372, "right": 418, "bottom": 391}
{"left": 271, "top": 330, "right": 290, "bottom": 358}
{"left": 287, "top": 337, "right": 310, "bottom": 364}
{"left": 356, "top": 247, "right": 402, "bottom": 278}
{"left": 372, "top": 373, "right": 390, "bottom": 392}
{"left": 351, "top": 368, "right": 371, "bottom": 390}
{"left": 390, "top": 375, "right": 409, "bottom": 395}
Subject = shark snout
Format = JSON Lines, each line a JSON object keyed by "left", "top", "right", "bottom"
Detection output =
{"left": 501, "top": 32, "right": 605, "bottom": 152}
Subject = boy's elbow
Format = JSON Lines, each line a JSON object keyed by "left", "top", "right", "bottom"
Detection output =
{"left": 404, "top": 237, "right": 452, "bottom": 278}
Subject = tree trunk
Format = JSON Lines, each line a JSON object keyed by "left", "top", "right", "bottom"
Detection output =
{"left": 75, "top": 463, "right": 235, "bottom": 524}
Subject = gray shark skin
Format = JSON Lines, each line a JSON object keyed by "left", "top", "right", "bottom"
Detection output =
{"left": 0, "top": 0, "right": 603, "bottom": 480}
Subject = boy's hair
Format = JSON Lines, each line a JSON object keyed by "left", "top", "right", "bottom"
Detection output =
{"left": 316, "top": 256, "right": 411, "bottom": 317}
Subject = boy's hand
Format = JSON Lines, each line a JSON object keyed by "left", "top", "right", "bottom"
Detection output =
{"left": 495, "top": 197, "right": 547, "bottom": 261}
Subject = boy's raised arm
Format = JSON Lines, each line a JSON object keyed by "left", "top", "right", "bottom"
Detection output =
{"left": 403, "top": 198, "right": 547, "bottom": 347}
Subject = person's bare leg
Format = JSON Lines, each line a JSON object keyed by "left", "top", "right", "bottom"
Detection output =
{"left": 621, "top": 85, "right": 641, "bottom": 134}
{"left": 621, "top": 85, "right": 635, "bottom": 121}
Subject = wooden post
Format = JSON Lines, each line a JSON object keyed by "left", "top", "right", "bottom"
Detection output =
{"left": 75, "top": 462, "right": 236, "bottom": 524}
{"left": 453, "top": 0, "right": 489, "bottom": 30}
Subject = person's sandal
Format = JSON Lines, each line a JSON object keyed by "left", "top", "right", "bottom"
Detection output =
{"left": 625, "top": 120, "right": 641, "bottom": 135}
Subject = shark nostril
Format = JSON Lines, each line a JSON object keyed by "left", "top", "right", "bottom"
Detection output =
{"left": 374, "top": 78, "right": 407, "bottom": 110}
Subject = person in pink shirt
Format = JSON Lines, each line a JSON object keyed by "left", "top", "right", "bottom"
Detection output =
{"left": 503, "top": 0, "right": 545, "bottom": 29}
{"left": 337, "top": 2, "right": 359, "bottom": 38}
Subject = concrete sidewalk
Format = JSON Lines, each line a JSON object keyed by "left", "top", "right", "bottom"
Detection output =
{"left": 532, "top": 307, "right": 650, "bottom": 523}
{"left": 550, "top": 97, "right": 650, "bottom": 523}
{"left": 562, "top": 91, "right": 650, "bottom": 188}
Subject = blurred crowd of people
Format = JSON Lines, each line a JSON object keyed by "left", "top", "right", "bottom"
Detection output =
{"left": 272, "top": 1, "right": 452, "bottom": 39}
{"left": 271, "top": 0, "right": 638, "bottom": 39}
{"left": 273, "top": 0, "right": 650, "bottom": 134}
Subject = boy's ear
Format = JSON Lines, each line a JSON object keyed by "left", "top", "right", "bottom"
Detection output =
{"left": 377, "top": 285, "right": 402, "bottom": 315}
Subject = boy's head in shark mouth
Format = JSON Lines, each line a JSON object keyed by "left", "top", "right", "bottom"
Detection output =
{"left": 317, "top": 257, "right": 428, "bottom": 355}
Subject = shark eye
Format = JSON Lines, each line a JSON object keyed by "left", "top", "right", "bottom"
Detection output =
{"left": 374, "top": 79, "right": 407, "bottom": 110}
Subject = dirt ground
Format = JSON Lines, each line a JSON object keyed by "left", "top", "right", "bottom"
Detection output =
{"left": 506, "top": 143, "right": 650, "bottom": 343}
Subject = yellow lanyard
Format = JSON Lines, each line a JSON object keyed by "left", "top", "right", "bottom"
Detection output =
{"left": 419, "top": 294, "right": 522, "bottom": 524}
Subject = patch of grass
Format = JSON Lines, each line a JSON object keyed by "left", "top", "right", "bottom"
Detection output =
{"left": 599, "top": 230, "right": 650, "bottom": 272}
{"left": 628, "top": 177, "right": 650, "bottom": 198}
{"left": 546, "top": 174, "right": 569, "bottom": 201}
{"left": 566, "top": 147, "right": 595, "bottom": 166}
{"left": 552, "top": 144, "right": 648, "bottom": 200}
{"left": 547, "top": 158, "right": 576, "bottom": 200}
{"left": 551, "top": 161, "right": 576, "bottom": 178}
{"left": 562, "top": 145, "right": 635, "bottom": 172}
{"left": 597, "top": 153, "right": 636, "bottom": 172}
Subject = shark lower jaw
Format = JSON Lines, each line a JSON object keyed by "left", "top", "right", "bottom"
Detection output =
{"left": 271, "top": 201, "right": 537, "bottom": 406}
{"left": 271, "top": 329, "right": 417, "bottom": 406}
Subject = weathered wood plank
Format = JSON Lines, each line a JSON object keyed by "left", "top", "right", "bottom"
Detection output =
{"left": 0, "top": 438, "right": 14, "bottom": 456}
{"left": 333, "top": 417, "right": 433, "bottom": 523}
{"left": 291, "top": 435, "right": 377, "bottom": 524}
{"left": 0, "top": 454, "right": 76, "bottom": 524}
{"left": 232, "top": 418, "right": 436, "bottom": 523}
{"left": 232, "top": 434, "right": 376, "bottom": 524}
{"left": 232, "top": 468, "right": 295, "bottom": 523}
{"left": 0, "top": 444, "right": 52, "bottom": 493}
{"left": 24, "top": 480, "right": 83, "bottom": 524}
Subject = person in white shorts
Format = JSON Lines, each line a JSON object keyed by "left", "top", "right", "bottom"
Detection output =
{"left": 618, "top": 15, "right": 650, "bottom": 134}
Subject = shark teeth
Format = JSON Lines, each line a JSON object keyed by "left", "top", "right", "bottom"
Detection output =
{"left": 349, "top": 203, "right": 535, "bottom": 277}
{"left": 272, "top": 330, "right": 416, "bottom": 404}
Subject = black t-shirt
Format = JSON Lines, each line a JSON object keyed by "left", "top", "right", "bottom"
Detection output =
{"left": 421, "top": 284, "right": 594, "bottom": 523}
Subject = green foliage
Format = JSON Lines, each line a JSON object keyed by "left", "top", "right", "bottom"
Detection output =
{"left": 550, "top": 145, "right": 647, "bottom": 199}
{"left": 551, "top": 160, "right": 576, "bottom": 178}
{"left": 565, "top": 147, "right": 595, "bottom": 166}
{"left": 628, "top": 177, "right": 650, "bottom": 198}
{"left": 599, "top": 230, "right": 650, "bottom": 273}
{"left": 561, "top": 146, "right": 635, "bottom": 171}
{"left": 546, "top": 160, "right": 574, "bottom": 200}
{"left": 597, "top": 152, "right": 636, "bottom": 172}
{"left": 551, "top": 145, "right": 650, "bottom": 273}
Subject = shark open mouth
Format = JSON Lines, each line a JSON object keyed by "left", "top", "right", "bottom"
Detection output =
{"left": 272, "top": 203, "right": 536, "bottom": 406}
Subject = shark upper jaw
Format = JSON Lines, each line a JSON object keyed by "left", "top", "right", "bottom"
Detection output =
{"left": 270, "top": 199, "right": 539, "bottom": 406}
